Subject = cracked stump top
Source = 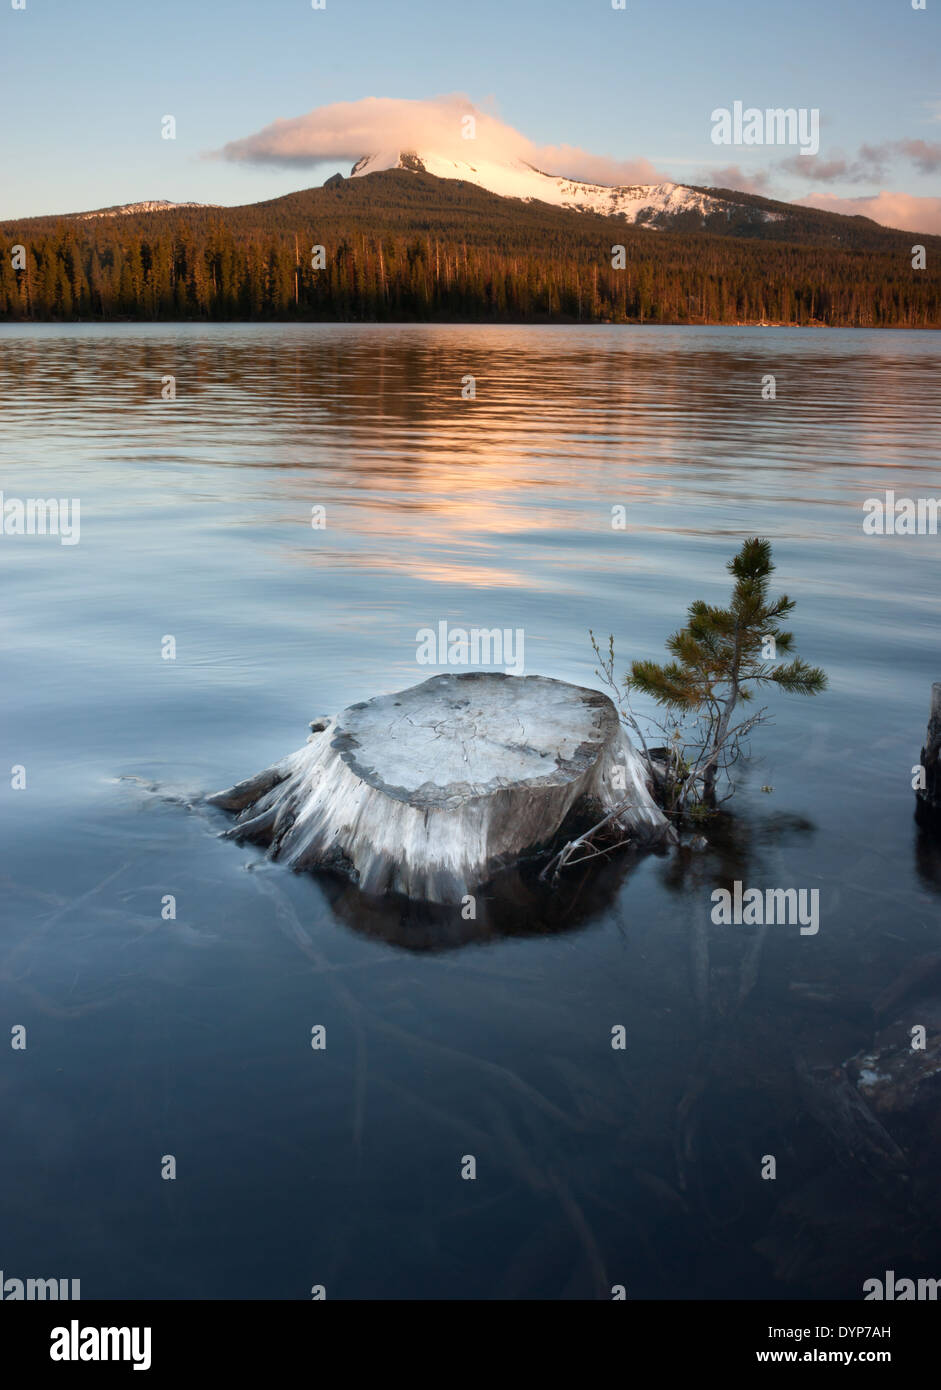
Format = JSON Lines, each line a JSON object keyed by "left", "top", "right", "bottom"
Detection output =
{"left": 331, "top": 672, "right": 619, "bottom": 810}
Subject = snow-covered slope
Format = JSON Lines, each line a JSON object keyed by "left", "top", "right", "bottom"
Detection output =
{"left": 78, "top": 200, "right": 218, "bottom": 220}
{"left": 350, "top": 151, "right": 749, "bottom": 227}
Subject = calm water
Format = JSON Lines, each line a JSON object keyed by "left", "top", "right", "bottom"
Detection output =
{"left": 1, "top": 323, "right": 939, "bottom": 1300}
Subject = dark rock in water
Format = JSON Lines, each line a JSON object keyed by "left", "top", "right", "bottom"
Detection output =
{"left": 915, "top": 682, "right": 941, "bottom": 829}
{"left": 846, "top": 998, "right": 941, "bottom": 1118}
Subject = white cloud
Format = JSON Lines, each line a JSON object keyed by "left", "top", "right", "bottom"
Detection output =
{"left": 215, "top": 94, "right": 664, "bottom": 185}
{"left": 794, "top": 190, "right": 941, "bottom": 235}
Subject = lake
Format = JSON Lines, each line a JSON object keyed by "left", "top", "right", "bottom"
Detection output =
{"left": 1, "top": 322, "right": 939, "bottom": 1299}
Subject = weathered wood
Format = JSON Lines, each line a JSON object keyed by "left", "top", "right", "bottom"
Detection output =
{"left": 207, "top": 672, "right": 672, "bottom": 902}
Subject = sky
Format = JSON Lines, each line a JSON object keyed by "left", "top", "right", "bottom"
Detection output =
{"left": 1, "top": 0, "right": 939, "bottom": 231}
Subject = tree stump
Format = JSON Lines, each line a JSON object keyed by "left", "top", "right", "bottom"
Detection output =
{"left": 207, "top": 672, "right": 671, "bottom": 902}
{"left": 916, "top": 682, "right": 941, "bottom": 830}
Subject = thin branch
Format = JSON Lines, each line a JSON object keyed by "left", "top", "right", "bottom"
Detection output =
{"left": 539, "top": 800, "right": 634, "bottom": 885}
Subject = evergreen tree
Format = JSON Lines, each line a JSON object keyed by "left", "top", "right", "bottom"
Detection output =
{"left": 594, "top": 539, "right": 827, "bottom": 817}
{"left": 627, "top": 538, "right": 828, "bottom": 808}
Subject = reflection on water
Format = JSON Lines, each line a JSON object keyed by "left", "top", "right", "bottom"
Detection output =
{"left": 319, "top": 846, "right": 658, "bottom": 953}
{"left": 1, "top": 323, "right": 940, "bottom": 1299}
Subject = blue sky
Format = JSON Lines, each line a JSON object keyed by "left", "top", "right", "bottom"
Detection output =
{"left": 1, "top": 0, "right": 938, "bottom": 228}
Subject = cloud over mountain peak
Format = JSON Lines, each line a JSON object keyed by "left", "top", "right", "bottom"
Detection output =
{"left": 216, "top": 94, "right": 663, "bottom": 187}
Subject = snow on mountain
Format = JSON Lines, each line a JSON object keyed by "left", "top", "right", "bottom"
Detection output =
{"left": 78, "top": 200, "right": 218, "bottom": 220}
{"left": 349, "top": 151, "right": 755, "bottom": 227}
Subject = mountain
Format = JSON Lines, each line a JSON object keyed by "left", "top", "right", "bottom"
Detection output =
{"left": 7, "top": 155, "right": 930, "bottom": 252}
{"left": 77, "top": 200, "right": 219, "bottom": 220}
{"left": 349, "top": 149, "right": 781, "bottom": 232}
{"left": 2, "top": 164, "right": 939, "bottom": 326}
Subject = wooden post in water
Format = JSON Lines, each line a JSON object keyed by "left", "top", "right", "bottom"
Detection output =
{"left": 916, "top": 682, "right": 941, "bottom": 828}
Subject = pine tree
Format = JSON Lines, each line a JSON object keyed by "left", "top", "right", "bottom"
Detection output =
{"left": 622, "top": 538, "right": 827, "bottom": 810}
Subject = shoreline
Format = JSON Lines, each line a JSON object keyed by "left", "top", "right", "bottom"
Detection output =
{"left": 1, "top": 316, "right": 938, "bottom": 330}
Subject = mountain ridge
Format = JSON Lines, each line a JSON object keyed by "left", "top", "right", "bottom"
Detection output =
{"left": 347, "top": 148, "right": 778, "bottom": 232}
{"left": 6, "top": 156, "right": 937, "bottom": 250}
{"left": 77, "top": 200, "right": 220, "bottom": 220}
